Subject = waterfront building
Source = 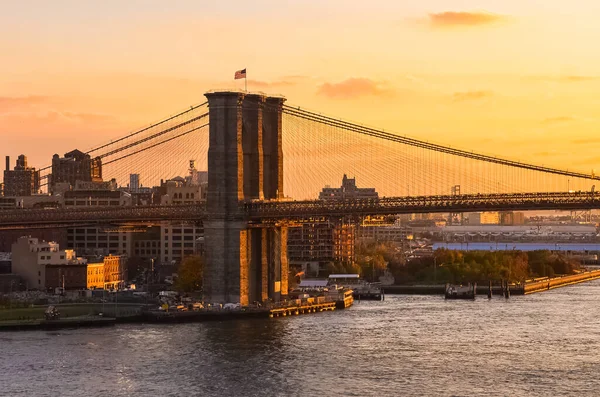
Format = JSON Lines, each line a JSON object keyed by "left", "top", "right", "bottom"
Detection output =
{"left": 86, "top": 262, "right": 105, "bottom": 289}
{"left": 426, "top": 224, "right": 599, "bottom": 243}
{"left": 11, "top": 237, "right": 87, "bottom": 290}
{"left": 84, "top": 255, "right": 125, "bottom": 290}
{"left": 103, "top": 254, "right": 126, "bottom": 290}
{"left": 3, "top": 155, "right": 40, "bottom": 197}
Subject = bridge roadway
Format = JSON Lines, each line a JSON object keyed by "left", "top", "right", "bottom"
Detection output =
{"left": 0, "top": 192, "right": 597, "bottom": 229}
{"left": 245, "top": 191, "right": 600, "bottom": 222}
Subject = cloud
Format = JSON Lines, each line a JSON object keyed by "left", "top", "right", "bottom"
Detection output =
{"left": 428, "top": 11, "right": 506, "bottom": 28}
{"left": 541, "top": 116, "right": 575, "bottom": 125}
{"left": 247, "top": 79, "right": 296, "bottom": 89}
{"left": 0, "top": 95, "right": 51, "bottom": 111}
{"left": 0, "top": 110, "right": 118, "bottom": 126}
{"left": 452, "top": 90, "right": 493, "bottom": 101}
{"left": 561, "top": 76, "right": 597, "bottom": 82}
{"left": 317, "top": 78, "right": 393, "bottom": 99}
{"left": 534, "top": 151, "right": 560, "bottom": 157}
{"left": 574, "top": 156, "right": 600, "bottom": 166}
{"left": 528, "top": 75, "right": 598, "bottom": 83}
{"left": 571, "top": 138, "right": 600, "bottom": 145}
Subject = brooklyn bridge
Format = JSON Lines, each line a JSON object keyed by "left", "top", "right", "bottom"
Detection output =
{"left": 1, "top": 90, "right": 598, "bottom": 305}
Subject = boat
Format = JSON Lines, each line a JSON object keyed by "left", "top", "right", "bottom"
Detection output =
{"left": 445, "top": 283, "right": 476, "bottom": 300}
{"left": 328, "top": 274, "right": 383, "bottom": 301}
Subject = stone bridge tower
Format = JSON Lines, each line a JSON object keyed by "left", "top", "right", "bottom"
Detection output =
{"left": 203, "top": 91, "right": 288, "bottom": 305}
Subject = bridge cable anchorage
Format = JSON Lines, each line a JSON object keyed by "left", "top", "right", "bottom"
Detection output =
{"left": 281, "top": 104, "right": 600, "bottom": 182}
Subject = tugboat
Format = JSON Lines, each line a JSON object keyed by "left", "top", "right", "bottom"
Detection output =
{"left": 445, "top": 283, "right": 476, "bottom": 300}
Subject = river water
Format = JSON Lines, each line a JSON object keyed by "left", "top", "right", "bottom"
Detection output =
{"left": 3, "top": 282, "right": 600, "bottom": 397}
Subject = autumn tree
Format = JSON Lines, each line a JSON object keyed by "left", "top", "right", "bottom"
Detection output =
{"left": 175, "top": 255, "right": 204, "bottom": 292}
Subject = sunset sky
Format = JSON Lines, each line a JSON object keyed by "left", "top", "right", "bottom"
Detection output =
{"left": 1, "top": 0, "right": 599, "bottom": 175}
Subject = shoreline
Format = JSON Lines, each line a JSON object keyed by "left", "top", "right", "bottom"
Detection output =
{"left": 382, "top": 269, "right": 600, "bottom": 296}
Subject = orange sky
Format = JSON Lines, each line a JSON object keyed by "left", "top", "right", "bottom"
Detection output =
{"left": 1, "top": 1, "right": 599, "bottom": 176}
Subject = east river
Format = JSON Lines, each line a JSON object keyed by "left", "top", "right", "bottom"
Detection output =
{"left": 3, "top": 282, "right": 600, "bottom": 396}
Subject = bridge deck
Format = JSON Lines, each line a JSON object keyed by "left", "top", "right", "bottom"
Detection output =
{"left": 0, "top": 192, "right": 597, "bottom": 228}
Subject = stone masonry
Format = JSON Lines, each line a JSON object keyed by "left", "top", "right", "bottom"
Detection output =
{"left": 204, "top": 91, "right": 288, "bottom": 305}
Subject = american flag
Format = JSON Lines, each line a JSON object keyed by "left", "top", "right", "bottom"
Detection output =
{"left": 234, "top": 68, "right": 246, "bottom": 79}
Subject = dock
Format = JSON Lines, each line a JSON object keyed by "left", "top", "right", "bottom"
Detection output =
{"left": 144, "top": 290, "right": 354, "bottom": 323}
{"left": 269, "top": 301, "right": 337, "bottom": 317}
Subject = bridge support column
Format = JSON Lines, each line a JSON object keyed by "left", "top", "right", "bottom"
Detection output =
{"left": 204, "top": 91, "right": 287, "bottom": 305}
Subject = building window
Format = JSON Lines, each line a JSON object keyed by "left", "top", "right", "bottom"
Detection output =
{"left": 60, "top": 255, "right": 64, "bottom": 259}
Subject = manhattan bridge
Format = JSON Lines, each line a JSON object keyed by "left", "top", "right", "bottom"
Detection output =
{"left": 1, "top": 91, "right": 598, "bottom": 304}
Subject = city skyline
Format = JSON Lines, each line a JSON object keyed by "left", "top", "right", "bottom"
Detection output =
{"left": 1, "top": 1, "right": 600, "bottom": 173}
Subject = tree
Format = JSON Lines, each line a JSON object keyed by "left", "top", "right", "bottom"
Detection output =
{"left": 174, "top": 255, "right": 204, "bottom": 292}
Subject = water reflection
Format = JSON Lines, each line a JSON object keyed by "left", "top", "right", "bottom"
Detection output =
{"left": 3, "top": 282, "right": 600, "bottom": 396}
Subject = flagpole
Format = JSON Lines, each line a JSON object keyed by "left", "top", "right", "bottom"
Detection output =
{"left": 245, "top": 75, "right": 247, "bottom": 92}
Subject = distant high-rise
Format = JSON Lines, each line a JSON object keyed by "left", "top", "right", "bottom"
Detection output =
{"left": 130, "top": 174, "right": 140, "bottom": 193}
{"left": 3, "top": 154, "right": 40, "bottom": 196}
{"left": 50, "top": 150, "right": 102, "bottom": 193}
